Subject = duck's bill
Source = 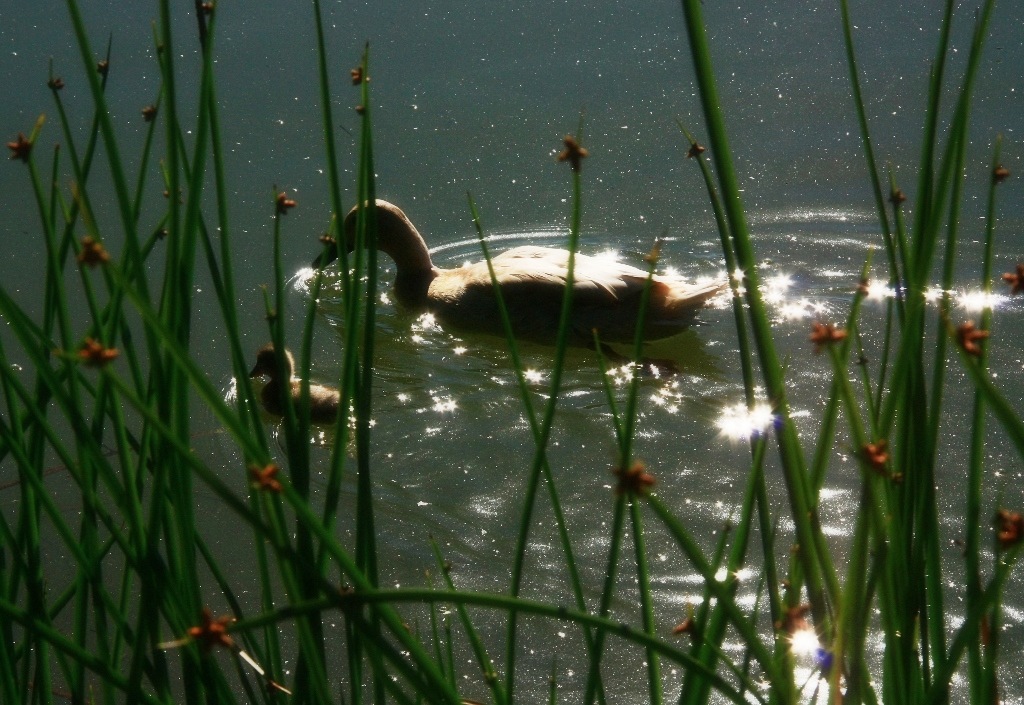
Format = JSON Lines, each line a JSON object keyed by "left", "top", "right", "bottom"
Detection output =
{"left": 310, "top": 243, "right": 339, "bottom": 269}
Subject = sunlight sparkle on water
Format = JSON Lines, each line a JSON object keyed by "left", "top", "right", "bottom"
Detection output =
{"left": 957, "top": 288, "right": 1006, "bottom": 313}
{"left": 413, "top": 312, "right": 439, "bottom": 330}
{"left": 716, "top": 401, "right": 775, "bottom": 441}
{"left": 523, "top": 369, "right": 545, "bottom": 384}
{"left": 430, "top": 395, "right": 457, "bottom": 413}
{"left": 865, "top": 279, "right": 896, "bottom": 300}
{"left": 763, "top": 273, "right": 793, "bottom": 304}
{"left": 790, "top": 627, "right": 822, "bottom": 657}
{"left": 606, "top": 363, "right": 638, "bottom": 386}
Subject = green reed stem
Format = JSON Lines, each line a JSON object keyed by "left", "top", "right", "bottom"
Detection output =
{"left": 964, "top": 138, "right": 1003, "bottom": 703}
{"left": 678, "top": 0, "right": 837, "bottom": 635}
{"left": 503, "top": 131, "right": 585, "bottom": 701}
{"left": 430, "top": 540, "right": 508, "bottom": 705}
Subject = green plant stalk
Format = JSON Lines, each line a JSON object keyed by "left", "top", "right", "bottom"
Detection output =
{"left": 350, "top": 47, "right": 390, "bottom": 705}
{"left": 469, "top": 193, "right": 606, "bottom": 704}
{"left": 644, "top": 494, "right": 782, "bottom": 694}
{"left": 354, "top": 45, "right": 381, "bottom": 586}
{"left": 582, "top": 492, "right": 628, "bottom": 705}
{"left": 630, "top": 501, "right": 662, "bottom": 705}
{"left": 925, "top": 542, "right": 1023, "bottom": 705}
{"left": 504, "top": 137, "right": 585, "bottom": 700}
{"left": 311, "top": 0, "right": 347, "bottom": 272}
{"left": 267, "top": 197, "right": 330, "bottom": 701}
{"left": 678, "top": 0, "right": 838, "bottom": 631}
{"left": 238, "top": 587, "right": 761, "bottom": 705}
{"left": 683, "top": 438, "right": 775, "bottom": 705}
{"left": 0, "top": 596, "right": 167, "bottom": 705}
{"left": 836, "top": 0, "right": 902, "bottom": 308}
{"left": 309, "top": 0, "right": 354, "bottom": 580}
{"left": 430, "top": 540, "right": 508, "bottom": 705}
{"left": 964, "top": 139, "right": 1003, "bottom": 704}
{"left": 677, "top": 124, "right": 793, "bottom": 702}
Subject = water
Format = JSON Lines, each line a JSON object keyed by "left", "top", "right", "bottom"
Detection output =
{"left": 2, "top": 1, "right": 1024, "bottom": 702}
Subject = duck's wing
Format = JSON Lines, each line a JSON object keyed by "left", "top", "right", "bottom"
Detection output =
{"left": 486, "top": 247, "right": 652, "bottom": 303}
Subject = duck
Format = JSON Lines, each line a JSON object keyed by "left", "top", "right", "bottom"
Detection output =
{"left": 248, "top": 343, "right": 340, "bottom": 424}
{"left": 311, "top": 199, "right": 725, "bottom": 347}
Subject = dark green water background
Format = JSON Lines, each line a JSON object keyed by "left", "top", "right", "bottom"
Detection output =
{"left": 2, "top": 1, "right": 1024, "bottom": 701}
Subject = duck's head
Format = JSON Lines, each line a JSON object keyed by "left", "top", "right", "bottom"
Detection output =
{"left": 249, "top": 343, "right": 295, "bottom": 380}
{"left": 310, "top": 199, "right": 433, "bottom": 274}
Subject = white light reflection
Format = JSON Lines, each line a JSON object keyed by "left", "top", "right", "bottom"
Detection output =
{"left": 864, "top": 280, "right": 896, "bottom": 300}
{"left": 762, "top": 273, "right": 793, "bottom": 304}
{"left": 523, "top": 369, "right": 545, "bottom": 384}
{"left": 957, "top": 289, "right": 1006, "bottom": 313}
{"left": 605, "top": 363, "right": 638, "bottom": 387}
{"left": 430, "top": 395, "right": 457, "bottom": 413}
{"left": 789, "top": 627, "right": 822, "bottom": 657}
{"left": 413, "top": 313, "right": 439, "bottom": 330}
{"left": 289, "top": 267, "right": 318, "bottom": 295}
{"left": 715, "top": 401, "right": 776, "bottom": 441}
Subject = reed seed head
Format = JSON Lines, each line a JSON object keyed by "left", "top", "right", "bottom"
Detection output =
{"left": 809, "top": 322, "right": 846, "bottom": 353}
{"left": 6, "top": 133, "right": 32, "bottom": 162}
{"left": 276, "top": 191, "right": 297, "bottom": 214}
{"left": 956, "top": 321, "right": 988, "bottom": 357}
{"left": 613, "top": 460, "right": 655, "bottom": 497}
{"left": 557, "top": 135, "right": 588, "bottom": 172}
{"left": 996, "top": 509, "right": 1024, "bottom": 549}
{"left": 78, "top": 338, "right": 119, "bottom": 367}
{"left": 249, "top": 463, "right": 282, "bottom": 493}
{"left": 187, "top": 608, "right": 235, "bottom": 652}
{"left": 1001, "top": 263, "right": 1024, "bottom": 295}
{"left": 78, "top": 235, "right": 110, "bottom": 268}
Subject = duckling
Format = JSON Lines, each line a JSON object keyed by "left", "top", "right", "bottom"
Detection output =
{"left": 248, "top": 343, "right": 340, "bottom": 424}
{"left": 311, "top": 199, "right": 725, "bottom": 346}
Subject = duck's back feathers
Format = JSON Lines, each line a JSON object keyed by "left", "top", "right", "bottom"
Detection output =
{"left": 422, "top": 247, "right": 725, "bottom": 343}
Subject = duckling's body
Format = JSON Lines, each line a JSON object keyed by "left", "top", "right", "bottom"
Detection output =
{"left": 313, "top": 200, "right": 725, "bottom": 345}
{"left": 249, "top": 344, "right": 339, "bottom": 424}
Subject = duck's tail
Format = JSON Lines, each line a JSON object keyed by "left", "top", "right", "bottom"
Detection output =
{"left": 656, "top": 278, "right": 728, "bottom": 318}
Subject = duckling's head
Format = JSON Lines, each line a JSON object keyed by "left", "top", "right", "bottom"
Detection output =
{"left": 249, "top": 343, "right": 295, "bottom": 381}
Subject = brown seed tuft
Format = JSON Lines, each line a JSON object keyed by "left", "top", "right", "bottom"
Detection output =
{"left": 557, "top": 135, "right": 588, "bottom": 172}
{"left": 276, "top": 191, "right": 297, "bottom": 214}
{"left": 6, "top": 133, "right": 32, "bottom": 162}
{"left": 1001, "top": 263, "right": 1024, "bottom": 295}
{"left": 809, "top": 322, "right": 846, "bottom": 353}
{"left": 996, "top": 509, "right": 1024, "bottom": 549}
{"left": 613, "top": 460, "right": 655, "bottom": 497}
{"left": 77, "top": 236, "right": 110, "bottom": 268}
{"left": 249, "top": 463, "right": 282, "bottom": 493}
{"left": 78, "top": 338, "right": 119, "bottom": 368}
{"left": 956, "top": 321, "right": 989, "bottom": 358}
{"left": 187, "top": 608, "right": 235, "bottom": 652}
